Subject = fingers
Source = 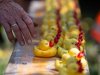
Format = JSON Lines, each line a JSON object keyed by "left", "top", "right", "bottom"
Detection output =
{"left": 9, "top": 20, "right": 25, "bottom": 46}
{"left": 22, "top": 13, "right": 34, "bottom": 38}
{"left": 2, "top": 22, "right": 15, "bottom": 43}
{"left": 16, "top": 18, "right": 32, "bottom": 45}
{"left": 12, "top": 25, "right": 25, "bottom": 45}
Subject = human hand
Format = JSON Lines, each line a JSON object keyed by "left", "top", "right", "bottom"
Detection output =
{"left": 0, "top": 1, "right": 34, "bottom": 45}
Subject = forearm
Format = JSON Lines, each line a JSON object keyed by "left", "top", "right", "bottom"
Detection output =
{"left": 0, "top": 0, "right": 30, "bottom": 11}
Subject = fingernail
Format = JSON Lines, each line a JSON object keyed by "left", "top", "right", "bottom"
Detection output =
{"left": 20, "top": 41, "right": 25, "bottom": 46}
{"left": 28, "top": 40, "right": 32, "bottom": 44}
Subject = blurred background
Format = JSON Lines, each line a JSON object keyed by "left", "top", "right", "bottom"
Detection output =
{"left": 0, "top": 0, "right": 100, "bottom": 75}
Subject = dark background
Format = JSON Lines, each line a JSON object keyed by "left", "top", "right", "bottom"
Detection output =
{"left": 79, "top": 0, "right": 100, "bottom": 18}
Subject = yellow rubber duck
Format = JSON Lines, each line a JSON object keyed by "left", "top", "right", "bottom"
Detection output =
{"left": 33, "top": 40, "right": 57, "bottom": 58}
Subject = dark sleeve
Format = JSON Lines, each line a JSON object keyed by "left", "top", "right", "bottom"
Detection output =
{"left": 14, "top": 0, "right": 31, "bottom": 11}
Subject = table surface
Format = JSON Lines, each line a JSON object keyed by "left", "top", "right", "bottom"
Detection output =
{"left": 5, "top": 42, "right": 59, "bottom": 75}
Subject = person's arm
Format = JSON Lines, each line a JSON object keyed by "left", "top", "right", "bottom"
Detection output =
{"left": 0, "top": 0, "right": 34, "bottom": 45}
{"left": 0, "top": 0, "right": 11, "bottom": 2}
